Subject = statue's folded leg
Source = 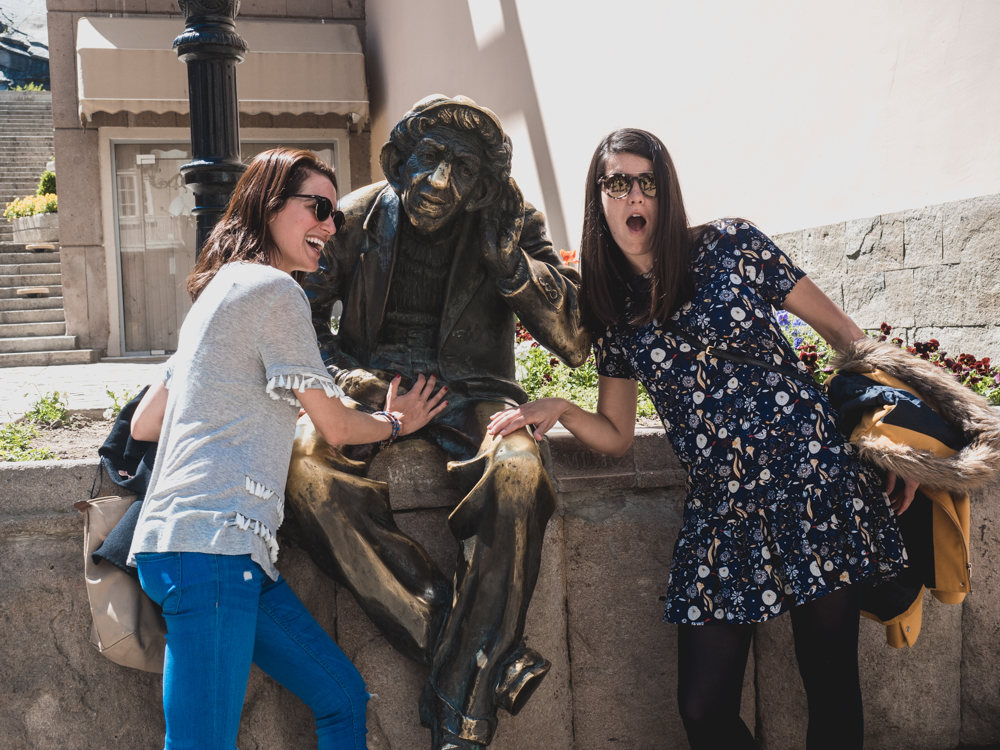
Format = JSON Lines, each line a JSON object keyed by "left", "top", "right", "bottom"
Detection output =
{"left": 420, "top": 406, "right": 557, "bottom": 748}
{"left": 285, "top": 416, "right": 452, "bottom": 665}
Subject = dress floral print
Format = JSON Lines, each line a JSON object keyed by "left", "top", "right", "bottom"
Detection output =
{"left": 595, "top": 220, "right": 906, "bottom": 625}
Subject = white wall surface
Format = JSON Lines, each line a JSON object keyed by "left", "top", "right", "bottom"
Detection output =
{"left": 366, "top": 0, "right": 1000, "bottom": 250}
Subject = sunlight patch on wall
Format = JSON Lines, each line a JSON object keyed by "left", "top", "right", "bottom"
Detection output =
{"left": 467, "top": 0, "right": 506, "bottom": 50}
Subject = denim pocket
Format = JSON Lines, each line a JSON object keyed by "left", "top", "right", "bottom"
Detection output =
{"left": 136, "top": 552, "right": 183, "bottom": 615}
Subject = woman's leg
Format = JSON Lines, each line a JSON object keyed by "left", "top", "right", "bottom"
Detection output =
{"left": 789, "top": 585, "right": 864, "bottom": 750}
{"left": 136, "top": 552, "right": 262, "bottom": 750}
{"left": 252, "top": 576, "right": 370, "bottom": 750}
{"left": 677, "top": 623, "right": 757, "bottom": 749}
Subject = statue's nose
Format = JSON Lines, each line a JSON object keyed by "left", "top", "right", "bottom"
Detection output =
{"left": 428, "top": 160, "right": 452, "bottom": 189}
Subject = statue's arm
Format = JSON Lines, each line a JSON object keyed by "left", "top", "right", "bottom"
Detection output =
{"left": 497, "top": 204, "right": 591, "bottom": 367}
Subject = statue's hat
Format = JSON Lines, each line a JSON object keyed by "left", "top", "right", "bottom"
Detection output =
{"left": 404, "top": 94, "right": 506, "bottom": 142}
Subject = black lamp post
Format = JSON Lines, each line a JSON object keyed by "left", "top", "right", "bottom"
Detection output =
{"left": 174, "top": 0, "right": 247, "bottom": 254}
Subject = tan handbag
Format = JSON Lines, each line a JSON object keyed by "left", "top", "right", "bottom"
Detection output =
{"left": 75, "top": 496, "right": 166, "bottom": 673}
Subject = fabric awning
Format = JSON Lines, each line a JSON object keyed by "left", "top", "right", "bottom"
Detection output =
{"left": 76, "top": 17, "right": 368, "bottom": 122}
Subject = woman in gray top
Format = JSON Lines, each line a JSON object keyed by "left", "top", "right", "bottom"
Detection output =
{"left": 129, "top": 148, "right": 446, "bottom": 750}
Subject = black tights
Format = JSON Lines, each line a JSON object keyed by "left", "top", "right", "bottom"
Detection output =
{"left": 677, "top": 585, "right": 863, "bottom": 750}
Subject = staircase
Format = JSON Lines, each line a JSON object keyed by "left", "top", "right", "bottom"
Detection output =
{"left": 0, "top": 92, "right": 100, "bottom": 366}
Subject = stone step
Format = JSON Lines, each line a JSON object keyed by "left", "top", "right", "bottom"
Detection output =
{"left": 0, "top": 308, "right": 63, "bottom": 324}
{"left": 0, "top": 295, "right": 64, "bottom": 310}
{"left": 0, "top": 348, "right": 100, "bottom": 367}
{"left": 0, "top": 285, "right": 61, "bottom": 299}
{"left": 0, "top": 252, "right": 60, "bottom": 264}
{"left": 0, "top": 262, "right": 61, "bottom": 275}
{"left": 0, "top": 320, "right": 65, "bottom": 338}
{"left": 0, "top": 334, "right": 77, "bottom": 353}
{"left": 0, "top": 273, "right": 61, "bottom": 287}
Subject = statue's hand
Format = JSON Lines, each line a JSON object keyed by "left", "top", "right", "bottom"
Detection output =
{"left": 480, "top": 178, "right": 524, "bottom": 279}
{"left": 335, "top": 368, "right": 397, "bottom": 408}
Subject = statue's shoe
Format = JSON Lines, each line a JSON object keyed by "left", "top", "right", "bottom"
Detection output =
{"left": 495, "top": 646, "right": 551, "bottom": 716}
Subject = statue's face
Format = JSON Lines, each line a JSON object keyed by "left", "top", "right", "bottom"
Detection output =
{"left": 400, "top": 127, "right": 487, "bottom": 233}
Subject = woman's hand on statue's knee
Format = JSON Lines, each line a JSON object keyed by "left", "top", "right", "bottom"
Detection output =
{"left": 488, "top": 398, "right": 568, "bottom": 440}
{"left": 386, "top": 374, "right": 449, "bottom": 436}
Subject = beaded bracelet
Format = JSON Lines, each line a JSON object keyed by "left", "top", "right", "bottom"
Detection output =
{"left": 373, "top": 410, "right": 401, "bottom": 447}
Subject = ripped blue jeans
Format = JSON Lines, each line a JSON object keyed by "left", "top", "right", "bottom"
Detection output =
{"left": 136, "top": 552, "right": 369, "bottom": 750}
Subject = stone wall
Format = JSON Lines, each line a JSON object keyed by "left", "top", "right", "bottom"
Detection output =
{"left": 3, "top": 429, "right": 1000, "bottom": 749}
{"left": 773, "top": 193, "right": 1000, "bottom": 362}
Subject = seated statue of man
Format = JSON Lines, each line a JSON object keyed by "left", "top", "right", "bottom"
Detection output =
{"left": 286, "top": 94, "right": 589, "bottom": 750}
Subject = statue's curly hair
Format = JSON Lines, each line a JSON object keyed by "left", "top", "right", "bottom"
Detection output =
{"left": 389, "top": 104, "right": 513, "bottom": 183}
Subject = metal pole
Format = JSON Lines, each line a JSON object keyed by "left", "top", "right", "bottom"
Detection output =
{"left": 174, "top": 0, "right": 247, "bottom": 255}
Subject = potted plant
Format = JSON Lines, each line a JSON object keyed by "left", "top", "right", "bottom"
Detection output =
{"left": 4, "top": 168, "right": 58, "bottom": 244}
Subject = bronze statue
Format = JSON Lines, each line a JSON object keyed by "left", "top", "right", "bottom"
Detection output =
{"left": 286, "top": 95, "right": 590, "bottom": 750}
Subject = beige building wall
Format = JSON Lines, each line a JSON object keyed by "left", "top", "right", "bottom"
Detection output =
{"left": 366, "top": 0, "right": 1000, "bottom": 249}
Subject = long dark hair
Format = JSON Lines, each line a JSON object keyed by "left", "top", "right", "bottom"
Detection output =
{"left": 579, "top": 129, "right": 705, "bottom": 332}
{"left": 186, "top": 148, "right": 338, "bottom": 301}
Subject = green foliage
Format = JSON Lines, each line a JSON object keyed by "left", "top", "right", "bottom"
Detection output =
{"left": 515, "top": 331, "right": 657, "bottom": 420}
{"left": 23, "top": 390, "right": 68, "bottom": 425}
{"left": 105, "top": 386, "right": 139, "bottom": 420}
{"left": 0, "top": 422, "right": 55, "bottom": 462}
{"left": 36, "top": 170, "right": 56, "bottom": 196}
{"left": 10, "top": 81, "right": 45, "bottom": 92}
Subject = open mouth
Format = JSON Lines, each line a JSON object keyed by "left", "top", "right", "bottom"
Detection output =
{"left": 305, "top": 236, "right": 325, "bottom": 251}
{"left": 626, "top": 214, "right": 647, "bottom": 233}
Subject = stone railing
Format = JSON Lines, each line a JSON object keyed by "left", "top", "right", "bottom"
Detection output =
{"left": 2, "top": 429, "right": 1000, "bottom": 749}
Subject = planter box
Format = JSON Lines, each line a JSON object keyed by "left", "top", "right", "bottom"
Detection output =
{"left": 11, "top": 212, "right": 58, "bottom": 244}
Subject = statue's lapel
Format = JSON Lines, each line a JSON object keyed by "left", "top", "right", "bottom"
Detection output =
{"left": 439, "top": 211, "right": 486, "bottom": 348}
{"left": 359, "top": 186, "right": 399, "bottom": 355}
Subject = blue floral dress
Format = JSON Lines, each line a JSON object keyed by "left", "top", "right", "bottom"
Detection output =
{"left": 595, "top": 220, "right": 907, "bottom": 625}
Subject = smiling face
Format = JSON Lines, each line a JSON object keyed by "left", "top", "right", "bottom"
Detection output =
{"left": 269, "top": 171, "right": 338, "bottom": 275}
{"left": 600, "top": 152, "right": 658, "bottom": 275}
{"left": 400, "top": 127, "right": 487, "bottom": 234}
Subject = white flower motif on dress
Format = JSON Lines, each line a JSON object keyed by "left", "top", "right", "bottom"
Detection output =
{"left": 696, "top": 434, "right": 708, "bottom": 448}
{"left": 688, "top": 606, "right": 702, "bottom": 620}
{"left": 853, "top": 497, "right": 865, "bottom": 510}
{"left": 698, "top": 565, "right": 710, "bottom": 578}
{"left": 761, "top": 590, "right": 777, "bottom": 606}
{"left": 775, "top": 391, "right": 789, "bottom": 405}
{"left": 719, "top": 566, "right": 730, "bottom": 578}
{"left": 651, "top": 348, "right": 666, "bottom": 362}
{"left": 731, "top": 307, "right": 746, "bottom": 321}
{"left": 808, "top": 441, "right": 821, "bottom": 454}
{"left": 810, "top": 561, "right": 822, "bottom": 577}
{"left": 728, "top": 480, "right": 740, "bottom": 493}
{"left": 693, "top": 391, "right": 705, "bottom": 404}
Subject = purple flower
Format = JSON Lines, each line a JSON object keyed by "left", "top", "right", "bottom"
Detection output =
{"left": 793, "top": 337, "right": 803, "bottom": 348}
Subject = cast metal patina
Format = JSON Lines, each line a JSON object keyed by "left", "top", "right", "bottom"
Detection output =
{"left": 287, "top": 95, "right": 591, "bottom": 749}
{"left": 174, "top": 0, "right": 247, "bottom": 254}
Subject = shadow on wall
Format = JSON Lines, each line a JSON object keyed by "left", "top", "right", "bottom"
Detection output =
{"left": 365, "top": 0, "right": 569, "bottom": 252}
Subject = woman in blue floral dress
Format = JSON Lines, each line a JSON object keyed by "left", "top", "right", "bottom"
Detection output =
{"left": 488, "top": 129, "right": 913, "bottom": 749}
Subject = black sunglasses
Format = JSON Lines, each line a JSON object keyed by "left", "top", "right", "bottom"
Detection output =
{"left": 597, "top": 173, "right": 657, "bottom": 199}
{"left": 287, "top": 194, "right": 345, "bottom": 232}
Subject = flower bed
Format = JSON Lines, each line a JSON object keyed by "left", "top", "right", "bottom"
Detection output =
{"left": 3, "top": 194, "right": 57, "bottom": 220}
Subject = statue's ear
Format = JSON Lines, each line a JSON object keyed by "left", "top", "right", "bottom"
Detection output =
{"left": 465, "top": 174, "right": 503, "bottom": 213}
{"left": 379, "top": 142, "right": 406, "bottom": 192}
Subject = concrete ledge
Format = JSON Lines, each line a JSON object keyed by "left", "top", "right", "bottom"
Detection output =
{"left": 2, "top": 429, "right": 999, "bottom": 749}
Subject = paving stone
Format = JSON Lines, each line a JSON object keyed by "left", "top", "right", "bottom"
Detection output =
{"left": 842, "top": 272, "right": 887, "bottom": 329}
{"left": 961, "top": 480, "right": 1000, "bottom": 745}
{"left": 804, "top": 221, "right": 847, "bottom": 276}
{"left": 903, "top": 205, "right": 944, "bottom": 268}
{"left": 884, "top": 268, "right": 915, "bottom": 329}
{"left": 847, "top": 214, "right": 905, "bottom": 274}
{"left": 913, "top": 264, "right": 964, "bottom": 328}
{"left": 942, "top": 194, "right": 1000, "bottom": 263}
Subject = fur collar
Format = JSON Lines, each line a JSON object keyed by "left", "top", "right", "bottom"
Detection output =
{"left": 831, "top": 338, "right": 1000, "bottom": 493}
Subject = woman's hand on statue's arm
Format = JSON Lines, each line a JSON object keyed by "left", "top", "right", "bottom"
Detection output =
{"left": 885, "top": 470, "right": 919, "bottom": 515}
{"left": 487, "top": 375, "right": 638, "bottom": 458}
{"left": 131, "top": 381, "right": 168, "bottom": 442}
{"left": 299, "top": 374, "right": 448, "bottom": 446}
{"left": 782, "top": 277, "right": 866, "bottom": 353}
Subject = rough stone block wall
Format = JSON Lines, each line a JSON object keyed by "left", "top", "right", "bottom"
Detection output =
{"left": 774, "top": 193, "right": 1000, "bottom": 361}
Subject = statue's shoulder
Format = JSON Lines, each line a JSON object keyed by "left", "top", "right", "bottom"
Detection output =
{"left": 339, "top": 181, "right": 392, "bottom": 219}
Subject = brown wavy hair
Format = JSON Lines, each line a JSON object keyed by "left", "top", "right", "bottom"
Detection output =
{"left": 186, "top": 148, "right": 338, "bottom": 301}
{"left": 579, "top": 129, "right": 708, "bottom": 333}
